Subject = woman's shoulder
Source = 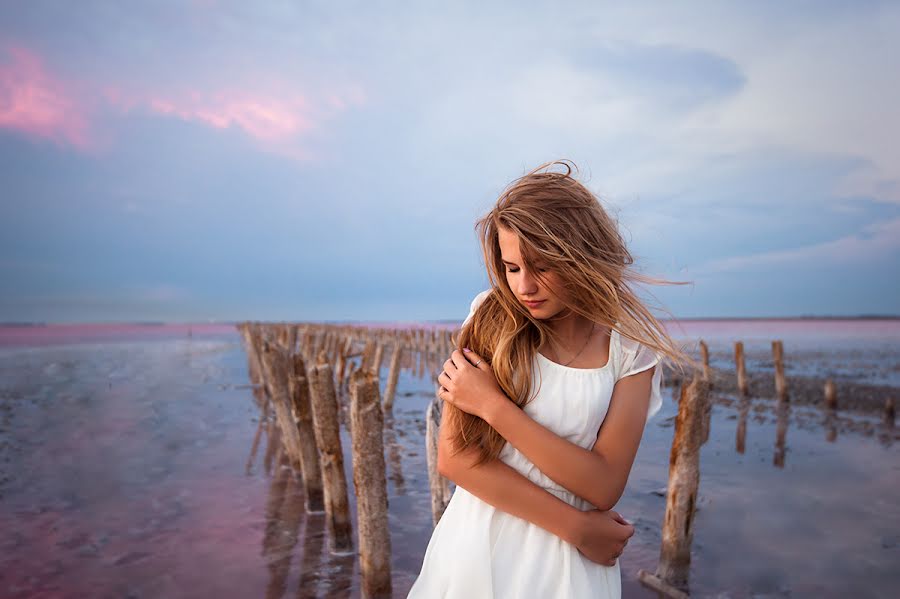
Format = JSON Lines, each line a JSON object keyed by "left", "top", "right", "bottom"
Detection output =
{"left": 462, "top": 288, "right": 493, "bottom": 327}
{"left": 614, "top": 328, "right": 662, "bottom": 380}
{"left": 469, "top": 288, "right": 492, "bottom": 311}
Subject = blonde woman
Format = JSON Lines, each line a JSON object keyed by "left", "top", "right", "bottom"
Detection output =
{"left": 407, "top": 160, "right": 694, "bottom": 598}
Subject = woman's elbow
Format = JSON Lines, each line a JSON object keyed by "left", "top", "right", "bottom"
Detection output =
{"left": 436, "top": 440, "right": 457, "bottom": 479}
{"left": 591, "top": 485, "right": 624, "bottom": 512}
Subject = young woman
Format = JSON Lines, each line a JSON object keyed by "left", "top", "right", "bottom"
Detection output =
{"left": 407, "top": 160, "right": 693, "bottom": 598}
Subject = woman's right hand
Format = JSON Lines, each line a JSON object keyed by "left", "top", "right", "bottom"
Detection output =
{"left": 572, "top": 509, "right": 635, "bottom": 566}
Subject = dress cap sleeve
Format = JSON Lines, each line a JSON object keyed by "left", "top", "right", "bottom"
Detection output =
{"left": 462, "top": 289, "right": 492, "bottom": 328}
{"left": 616, "top": 335, "right": 664, "bottom": 424}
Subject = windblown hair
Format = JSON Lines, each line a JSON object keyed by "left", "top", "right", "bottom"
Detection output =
{"left": 448, "top": 159, "right": 698, "bottom": 465}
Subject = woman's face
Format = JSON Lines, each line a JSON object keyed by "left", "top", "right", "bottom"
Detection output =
{"left": 497, "top": 225, "right": 568, "bottom": 318}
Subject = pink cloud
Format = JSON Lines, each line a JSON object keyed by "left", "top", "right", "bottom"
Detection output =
{"left": 145, "top": 93, "right": 314, "bottom": 141}
{"left": 105, "top": 83, "right": 365, "bottom": 160}
{"left": 0, "top": 45, "right": 94, "bottom": 149}
{"left": 1, "top": 43, "right": 367, "bottom": 160}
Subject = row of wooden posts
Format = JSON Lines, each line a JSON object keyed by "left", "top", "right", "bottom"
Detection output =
{"left": 694, "top": 339, "right": 895, "bottom": 426}
{"left": 641, "top": 338, "right": 896, "bottom": 597}
{"left": 237, "top": 321, "right": 456, "bottom": 598}
{"left": 237, "top": 321, "right": 892, "bottom": 599}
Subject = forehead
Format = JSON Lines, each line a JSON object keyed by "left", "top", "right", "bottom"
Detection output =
{"left": 497, "top": 227, "right": 522, "bottom": 258}
{"left": 498, "top": 227, "right": 544, "bottom": 264}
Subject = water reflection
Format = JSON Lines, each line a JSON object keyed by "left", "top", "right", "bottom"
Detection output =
{"left": 773, "top": 397, "right": 790, "bottom": 468}
{"left": 263, "top": 452, "right": 303, "bottom": 599}
{"left": 0, "top": 328, "right": 898, "bottom": 597}
{"left": 735, "top": 394, "right": 750, "bottom": 454}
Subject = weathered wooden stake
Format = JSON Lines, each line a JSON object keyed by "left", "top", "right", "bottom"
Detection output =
{"left": 383, "top": 342, "right": 403, "bottom": 411}
{"left": 638, "top": 374, "right": 709, "bottom": 597}
{"left": 259, "top": 342, "right": 304, "bottom": 470}
{"left": 426, "top": 392, "right": 452, "bottom": 526}
{"left": 308, "top": 353, "right": 353, "bottom": 554}
{"left": 373, "top": 341, "right": 385, "bottom": 379}
{"left": 824, "top": 379, "right": 837, "bottom": 411}
{"left": 734, "top": 340, "right": 748, "bottom": 396}
{"left": 349, "top": 369, "right": 392, "bottom": 598}
{"left": 290, "top": 353, "right": 325, "bottom": 512}
{"left": 699, "top": 340, "right": 710, "bottom": 384}
{"left": 361, "top": 339, "right": 376, "bottom": 372}
{"left": 885, "top": 397, "right": 895, "bottom": 427}
{"left": 772, "top": 340, "right": 788, "bottom": 401}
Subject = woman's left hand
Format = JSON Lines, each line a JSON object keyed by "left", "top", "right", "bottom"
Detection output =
{"left": 437, "top": 348, "right": 508, "bottom": 422}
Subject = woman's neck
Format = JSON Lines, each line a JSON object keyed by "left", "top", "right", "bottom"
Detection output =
{"left": 546, "top": 311, "right": 594, "bottom": 350}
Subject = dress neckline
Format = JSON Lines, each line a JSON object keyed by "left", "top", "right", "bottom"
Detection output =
{"left": 536, "top": 326, "right": 618, "bottom": 373}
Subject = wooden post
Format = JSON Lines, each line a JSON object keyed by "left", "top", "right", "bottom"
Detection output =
{"left": 361, "top": 338, "right": 376, "bottom": 372}
{"left": 734, "top": 341, "right": 748, "bottom": 397}
{"left": 308, "top": 352, "right": 353, "bottom": 554}
{"left": 773, "top": 340, "right": 788, "bottom": 401}
{"left": 383, "top": 342, "right": 403, "bottom": 411}
{"left": 824, "top": 379, "right": 837, "bottom": 411}
{"left": 373, "top": 341, "right": 385, "bottom": 379}
{"left": 699, "top": 375, "right": 711, "bottom": 446}
{"left": 237, "top": 324, "right": 263, "bottom": 388}
{"left": 699, "top": 340, "right": 710, "bottom": 384}
{"left": 336, "top": 337, "right": 349, "bottom": 390}
{"left": 259, "top": 343, "right": 304, "bottom": 470}
{"left": 426, "top": 392, "right": 452, "bottom": 526}
{"left": 344, "top": 358, "right": 359, "bottom": 396}
{"left": 290, "top": 353, "right": 325, "bottom": 512}
{"left": 885, "top": 397, "right": 895, "bottom": 427}
{"left": 349, "top": 369, "right": 392, "bottom": 598}
{"left": 417, "top": 344, "right": 425, "bottom": 380}
{"left": 638, "top": 374, "right": 709, "bottom": 597}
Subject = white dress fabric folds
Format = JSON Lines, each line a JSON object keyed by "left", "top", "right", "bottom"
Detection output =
{"left": 407, "top": 289, "right": 664, "bottom": 599}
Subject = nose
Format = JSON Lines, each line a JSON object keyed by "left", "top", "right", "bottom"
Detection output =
{"left": 517, "top": 268, "right": 539, "bottom": 297}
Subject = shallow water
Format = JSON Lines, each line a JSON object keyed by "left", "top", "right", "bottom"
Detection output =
{"left": 0, "top": 323, "right": 898, "bottom": 598}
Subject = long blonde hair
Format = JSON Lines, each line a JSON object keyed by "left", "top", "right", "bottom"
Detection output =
{"left": 448, "top": 159, "right": 697, "bottom": 465}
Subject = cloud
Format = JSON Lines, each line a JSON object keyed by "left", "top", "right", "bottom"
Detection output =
{"left": 0, "top": 44, "right": 94, "bottom": 149}
{"left": 691, "top": 217, "right": 900, "bottom": 275}
{"left": 0, "top": 38, "right": 366, "bottom": 161}
{"left": 103, "top": 82, "right": 366, "bottom": 159}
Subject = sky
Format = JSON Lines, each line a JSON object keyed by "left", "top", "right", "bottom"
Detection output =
{"left": 1, "top": 0, "right": 898, "bottom": 323}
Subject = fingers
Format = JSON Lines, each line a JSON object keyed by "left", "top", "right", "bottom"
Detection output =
{"left": 459, "top": 347, "right": 485, "bottom": 369}
{"left": 443, "top": 358, "right": 456, "bottom": 376}
{"left": 450, "top": 349, "right": 468, "bottom": 369}
{"left": 437, "top": 371, "right": 451, "bottom": 388}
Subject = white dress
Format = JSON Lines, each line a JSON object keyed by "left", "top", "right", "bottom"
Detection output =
{"left": 408, "top": 289, "right": 664, "bottom": 599}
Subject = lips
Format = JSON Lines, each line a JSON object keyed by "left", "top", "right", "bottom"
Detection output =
{"left": 523, "top": 300, "right": 545, "bottom": 308}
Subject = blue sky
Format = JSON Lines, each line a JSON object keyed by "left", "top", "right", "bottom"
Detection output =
{"left": 1, "top": 1, "right": 898, "bottom": 323}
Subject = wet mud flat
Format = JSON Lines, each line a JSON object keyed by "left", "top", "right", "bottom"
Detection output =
{"left": 1, "top": 329, "right": 899, "bottom": 598}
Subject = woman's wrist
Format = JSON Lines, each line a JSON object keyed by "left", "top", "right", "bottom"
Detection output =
{"left": 557, "top": 504, "right": 586, "bottom": 545}
{"left": 482, "top": 390, "right": 512, "bottom": 427}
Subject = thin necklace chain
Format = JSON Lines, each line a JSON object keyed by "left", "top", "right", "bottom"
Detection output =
{"left": 551, "top": 322, "right": 596, "bottom": 366}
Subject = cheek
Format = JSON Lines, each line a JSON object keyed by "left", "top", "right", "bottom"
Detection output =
{"left": 542, "top": 275, "right": 567, "bottom": 300}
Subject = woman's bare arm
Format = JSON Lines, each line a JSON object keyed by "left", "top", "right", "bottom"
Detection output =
{"left": 437, "top": 410, "right": 584, "bottom": 545}
{"left": 483, "top": 367, "right": 654, "bottom": 511}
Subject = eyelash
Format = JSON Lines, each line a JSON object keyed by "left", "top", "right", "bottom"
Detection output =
{"left": 506, "top": 267, "right": 548, "bottom": 273}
